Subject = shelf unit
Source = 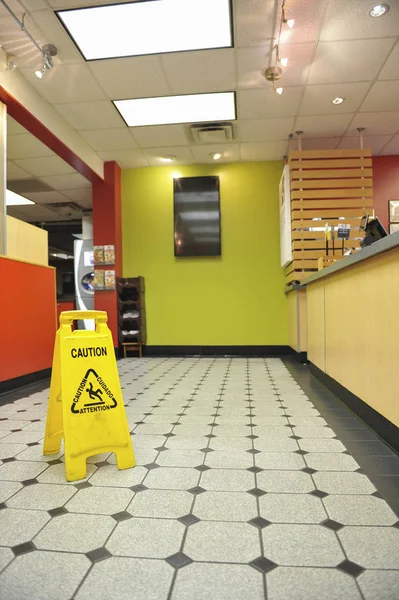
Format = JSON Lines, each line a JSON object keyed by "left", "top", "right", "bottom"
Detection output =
{"left": 117, "top": 276, "right": 146, "bottom": 357}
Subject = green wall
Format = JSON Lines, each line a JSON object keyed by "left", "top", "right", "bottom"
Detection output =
{"left": 122, "top": 162, "right": 288, "bottom": 346}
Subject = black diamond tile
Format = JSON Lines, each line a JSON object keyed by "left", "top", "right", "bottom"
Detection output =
{"left": 95, "top": 460, "right": 109, "bottom": 468}
{"left": 22, "top": 478, "right": 38, "bottom": 487}
{"left": 10, "top": 429, "right": 22, "bottom": 433}
{"left": 295, "top": 450, "right": 308, "bottom": 455}
{"left": 337, "top": 559, "right": 364, "bottom": 577}
{"left": 2, "top": 457, "right": 16, "bottom": 463}
{"left": 47, "top": 458, "right": 63, "bottom": 465}
{"left": 200, "top": 447, "right": 214, "bottom": 453}
{"left": 187, "top": 486, "right": 206, "bottom": 495}
{"left": 310, "top": 490, "right": 328, "bottom": 498}
{"left": 27, "top": 442, "right": 40, "bottom": 447}
{"left": 178, "top": 514, "right": 201, "bottom": 526}
{"left": 155, "top": 446, "right": 169, "bottom": 452}
{"left": 247, "top": 466, "right": 263, "bottom": 474}
{"left": 210, "top": 423, "right": 219, "bottom": 427}
{"left": 48, "top": 506, "right": 68, "bottom": 517}
{"left": 371, "top": 491, "right": 384, "bottom": 499}
{"left": 166, "top": 552, "right": 193, "bottom": 569}
{"left": 74, "top": 481, "right": 92, "bottom": 490}
{"left": 301, "top": 467, "right": 317, "bottom": 474}
{"left": 393, "top": 521, "right": 399, "bottom": 529}
{"left": 321, "top": 519, "right": 344, "bottom": 531}
{"left": 246, "top": 449, "right": 261, "bottom": 455}
{"left": 144, "top": 463, "right": 160, "bottom": 470}
{"left": 112, "top": 511, "right": 133, "bottom": 522}
{"left": 0, "top": 503, "right": 7, "bottom": 510}
{"left": 131, "top": 484, "right": 149, "bottom": 493}
{"left": 247, "top": 488, "right": 267, "bottom": 497}
{"left": 249, "top": 556, "right": 277, "bottom": 574}
{"left": 164, "top": 433, "right": 176, "bottom": 438}
{"left": 248, "top": 517, "right": 271, "bottom": 529}
{"left": 290, "top": 435, "right": 301, "bottom": 440}
{"left": 171, "top": 422, "right": 182, "bottom": 426}
{"left": 194, "top": 465, "right": 211, "bottom": 472}
{"left": 205, "top": 434, "right": 216, "bottom": 439}
{"left": 86, "top": 547, "right": 112, "bottom": 563}
{"left": 11, "top": 541, "right": 36, "bottom": 556}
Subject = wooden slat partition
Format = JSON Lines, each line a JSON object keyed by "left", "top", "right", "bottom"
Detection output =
{"left": 285, "top": 148, "right": 373, "bottom": 286}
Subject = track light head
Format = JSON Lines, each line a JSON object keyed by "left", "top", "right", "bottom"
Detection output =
{"left": 34, "top": 44, "right": 58, "bottom": 80}
{"left": 7, "top": 55, "right": 17, "bottom": 72}
{"left": 263, "top": 66, "right": 283, "bottom": 82}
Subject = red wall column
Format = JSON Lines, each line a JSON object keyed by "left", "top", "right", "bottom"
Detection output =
{"left": 92, "top": 161, "right": 122, "bottom": 346}
{"left": 372, "top": 155, "right": 399, "bottom": 231}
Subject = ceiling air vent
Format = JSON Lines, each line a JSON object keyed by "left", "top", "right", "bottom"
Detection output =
{"left": 47, "top": 202, "right": 82, "bottom": 216}
{"left": 189, "top": 122, "right": 235, "bottom": 144}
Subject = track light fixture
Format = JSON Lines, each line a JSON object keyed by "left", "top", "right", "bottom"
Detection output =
{"left": 261, "top": 0, "right": 294, "bottom": 95}
{"left": 34, "top": 44, "right": 57, "bottom": 79}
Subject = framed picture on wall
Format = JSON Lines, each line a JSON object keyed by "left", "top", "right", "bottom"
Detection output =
{"left": 388, "top": 200, "right": 399, "bottom": 223}
{"left": 390, "top": 224, "right": 399, "bottom": 234}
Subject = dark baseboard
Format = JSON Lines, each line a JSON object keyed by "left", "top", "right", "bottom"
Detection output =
{"left": 0, "top": 368, "right": 52, "bottom": 398}
{"left": 310, "top": 362, "right": 399, "bottom": 454}
{"left": 143, "top": 345, "right": 294, "bottom": 357}
{"left": 293, "top": 351, "right": 308, "bottom": 364}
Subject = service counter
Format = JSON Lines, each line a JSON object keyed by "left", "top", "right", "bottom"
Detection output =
{"left": 287, "top": 232, "right": 399, "bottom": 449}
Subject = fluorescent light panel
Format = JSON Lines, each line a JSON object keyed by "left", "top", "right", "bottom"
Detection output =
{"left": 57, "top": 0, "right": 232, "bottom": 61}
{"left": 6, "top": 190, "right": 34, "bottom": 206}
{"left": 114, "top": 92, "right": 236, "bottom": 127}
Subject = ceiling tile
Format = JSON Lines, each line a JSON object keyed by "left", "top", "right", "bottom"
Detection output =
{"left": 7, "top": 161, "right": 31, "bottom": 181}
{"left": 98, "top": 150, "right": 149, "bottom": 169}
{"left": 308, "top": 39, "right": 395, "bottom": 85}
{"left": 7, "top": 117, "right": 26, "bottom": 136}
{"left": 78, "top": 128, "right": 138, "bottom": 151}
{"left": 338, "top": 135, "right": 394, "bottom": 155}
{"left": 29, "top": 8, "right": 84, "bottom": 64}
{"left": 238, "top": 87, "right": 303, "bottom": 119}
{"left": 320, "top": 0, "right": 399, "bottom": 41}
{"left": 54, "top": 101, "right": 125, "bottom": 130}
{"left": 240, "top": 141, "right": 287, "bottom": 161}
{"left": 347, "top": 112, "right": 399, "bottom": 136}
{"left": 40, "top": 173, "right": 91, "bottom": 190}
{"left": 6, "top": 207, "right": 29, "bottom": 221}
{"left": 301, "top": 138, "right": 341, "bottom": 150}
{"left": 190, "top": 143, "right": 240, "bottom": 164}
{"left": 162, "top": 49, "right": 235, "bottom": 94}
{"left": 89, "top": 55, "right": 170, "bottom": 99}
{"left": 21, "top": 64, "right": 107, "bottom": 104}
{"left": 14, "top": 156, "right": 75, "bottom": 177}
{"left": 131, "top": 125, "right": 188, "bottom": 148}
{"left": 360, "top": 81, "right": 399, "bottom": 113}
{"left": 238, "top": 117, "right": 294, "bottom": 142}
{"left": 379, "top": 135, "right": 399, "bottom": 155}
{"left": 7, "top": 134, "right": 54, "bottom": 159}
{"left": 235, "top": 0, "right": 274, "bottom": 47}
{"left": 143, "top": 146, "right": 194, "bottom": 167}
{"left": 294, "top": 114, "right": 353, "bottom": 138}
{"left": 61, "top": 188, "right": 92, "bottom": 206}
{"left": 22, "top": 190, "right": 70, "bottom": 204}
{"left": 300, "top": 82, "right": 370, "bottom": 116}
{"left": 379, "top": 41, "right": 399, "bottom": 80}
{"left": 7, "top": 204, "right": 62, "bottom": 222}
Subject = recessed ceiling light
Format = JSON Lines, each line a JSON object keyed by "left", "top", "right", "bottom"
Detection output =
{"left": 114, "top": 92, "right": 236, "bottom": 127}
{"left": 332, "top": 97, "right": 345, "bottom": 105}
{"left": 161, "top": 156, "right": 176, "bottom": 163}
{"left": 6, "top": 190, "right": 35, "bottom": 206}
{"left": 368, "top": 4, "right": 390, "bottom": 17}
{"left": 56, "top": 0, "right": 233, "bottom": 61}
{"left": 211, "top": 153, "right": 222, "bottom": 160}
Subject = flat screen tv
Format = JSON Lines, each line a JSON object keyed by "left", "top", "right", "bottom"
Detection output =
{"left": 173, "top": 176, "right": 221, "bottom": 257}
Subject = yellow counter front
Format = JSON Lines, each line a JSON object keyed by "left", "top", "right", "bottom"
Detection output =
{"left": 300, "top": 232, "right": 399, "bottom": 449}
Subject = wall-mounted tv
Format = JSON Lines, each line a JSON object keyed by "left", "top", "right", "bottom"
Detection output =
{"left": 174, "top": 176, "right": 221, "bottom": 257}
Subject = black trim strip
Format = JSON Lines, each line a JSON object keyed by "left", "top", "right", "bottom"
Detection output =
{"left": 309, "top": 362, "right": 399, "bottom": 454}
{"left": 143, "top": 345, "right": 294, "bottom": 357}
{"left": 0, "top": 368, "right": 51, "bottom": 399}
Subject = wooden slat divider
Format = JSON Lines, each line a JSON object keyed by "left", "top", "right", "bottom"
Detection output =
{"left": 291, "top": 188, "right": 373, "bottom": 200}
{"left": 292, "top": 199, "right": 374, "bottom": 210}
{"left": 291, "top": 168, "right": 373, "bottom": 179}
{"left": 289, "top": 158, "right": 372, "bottom": 169}
{"left": 291, "top": 178, "right": 372, "bottom": 190}
{"left": 289, "top": 149, "right": 372, "bottom": 160}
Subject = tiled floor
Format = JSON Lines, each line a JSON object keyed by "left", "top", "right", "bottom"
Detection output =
{"left": 0, "top": 357, "right": 398, "bottom": 600}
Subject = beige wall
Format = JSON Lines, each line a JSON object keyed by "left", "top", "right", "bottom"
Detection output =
{"left": 287, "top": 288, "right": 308, "bottom": 353}
{"left": 6, "top": 216, "right": 48, "bottom": 266}
{"left": 307, "top": 248, "right": 399, "bottom": 428}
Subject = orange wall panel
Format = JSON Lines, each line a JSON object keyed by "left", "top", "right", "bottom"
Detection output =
{"left": 0, "top": 257, "right": 57, "bottom": 383}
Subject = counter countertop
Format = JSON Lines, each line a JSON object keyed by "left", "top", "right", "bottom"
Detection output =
{"left": 300, "top": 231, "right": 399, "bottom": 286}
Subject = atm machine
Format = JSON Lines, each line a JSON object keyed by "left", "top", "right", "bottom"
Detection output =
{"left": 74, "top": 239, "right": 94, "bottom": 329}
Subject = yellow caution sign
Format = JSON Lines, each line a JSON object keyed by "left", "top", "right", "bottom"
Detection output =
{"left": 43, "top": 310, "right": 135, "bottom": 481}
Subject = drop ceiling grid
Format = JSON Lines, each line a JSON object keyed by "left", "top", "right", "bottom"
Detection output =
{"left": 2, "top": 0, "right": 398, "bottom": 172}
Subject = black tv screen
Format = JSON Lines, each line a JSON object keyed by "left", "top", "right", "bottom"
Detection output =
{"left": 174, "top": 176, "right": 221, "bottom": 257}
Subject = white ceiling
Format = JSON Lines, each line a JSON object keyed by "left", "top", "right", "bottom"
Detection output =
{"left": 1, "top": 0, "right": 399, "bottom": 214}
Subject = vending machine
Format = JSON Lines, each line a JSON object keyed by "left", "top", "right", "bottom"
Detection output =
{"left": 74, "top": 239, "right": 94, "bottom": 330}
